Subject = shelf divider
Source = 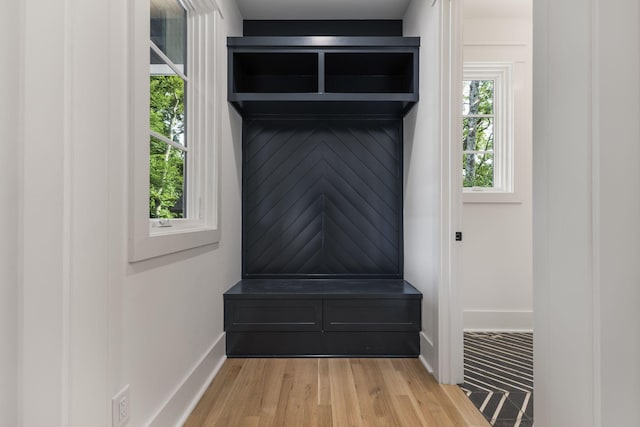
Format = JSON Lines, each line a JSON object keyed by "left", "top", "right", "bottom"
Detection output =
{"left": 318, "top": 52, "right": 325, "bottom": 94}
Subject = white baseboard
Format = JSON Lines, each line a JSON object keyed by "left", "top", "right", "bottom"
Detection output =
{"left": 147, "top": 333, "right": 227, "bottom": 427}
{"left": 419, "top": 332, "right": 435, "bottom": 373}
{"left": 464, "top": 310, "right": 533, "bottom": 332}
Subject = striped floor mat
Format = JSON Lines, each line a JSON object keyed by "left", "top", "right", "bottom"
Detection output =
{"left": 460, "top": 332, "right": 533, "bottom": 427}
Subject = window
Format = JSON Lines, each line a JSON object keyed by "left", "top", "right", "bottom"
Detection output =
{"left": 150, "top": 1, "right": 187, "bottom": 219}
{"left": 462, "top": 62, "right": 513, "bottom": 194}
{"left": 130, "top": 0, "right": 220, "bottom": 262}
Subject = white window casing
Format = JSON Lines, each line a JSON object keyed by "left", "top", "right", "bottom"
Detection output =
{"left": 463, "top": 61, "right": 515, "bottom": 202}
{"left": 130, "top": 0, "right": 221, "bottom": 262}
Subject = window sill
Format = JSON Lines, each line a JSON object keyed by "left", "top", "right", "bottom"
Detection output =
{"left": 463, "top": 190, "right": 522, "bottom": 204}
{"left": 129, "top": 224, "right": 220, "bottom": 262}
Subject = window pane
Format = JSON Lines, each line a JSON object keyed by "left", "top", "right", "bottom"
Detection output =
{"left": 150, "top": 47, "right": 184, "bottom": 76}
{"left": 463, "top": 117, "right": 494, "bottom": 151}
{"left": 150, "top": 0, "right": 186, "bottom": 70}
{"left": 463, "top": 80, "right": 494, "bottom": 115}
{"left": 150, "top": 137, "right": 186, "bottom": 218}
{"left": 463, "top": 153, "right": 494, "bottom": 188}
{"left": 150, "top": 68, "right": 186, "bottom": 145}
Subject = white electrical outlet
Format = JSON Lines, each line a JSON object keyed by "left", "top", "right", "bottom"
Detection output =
{"left": 112, "top": 385, "right": 130, "bottom": 426}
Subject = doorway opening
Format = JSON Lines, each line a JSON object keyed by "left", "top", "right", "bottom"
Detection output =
{"left": 455, "top": 1, "right": 534, "bottom": 425}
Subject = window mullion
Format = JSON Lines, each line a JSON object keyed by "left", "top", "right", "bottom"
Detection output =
{"left": 464, "top": 114, "right": 495, "bottom": 119}
{"left": 150, "top": 41, "right": 189, "bottom": 82}
{"left": 150, "top": 130, "right": 189, "bottom": 152}
{"left": 464, "top": 150, "right": 494, "bottom": 154}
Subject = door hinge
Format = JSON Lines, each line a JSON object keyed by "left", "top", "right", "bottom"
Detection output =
{"left": 455, "top": 231, "right": 462, "bottom": 241}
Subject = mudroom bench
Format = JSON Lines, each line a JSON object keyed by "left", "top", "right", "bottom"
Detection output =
{"left": 224, "top": 279, "right": 422, "bottom": 357}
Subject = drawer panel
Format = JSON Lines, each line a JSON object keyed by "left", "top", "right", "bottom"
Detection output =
{"left": 226, "top": 332, "right": 326, "bottom": 356}
{"left": 324, "top": 332, "right": 419, "bottom": 356}
{"left": 225, "top": 299, "right": 322, "bottom": 332}
{"left": 323, "top": 299, "right": 420, "bottom": 331}
{"left": 226, "top": 331, "right": 419, "bottom": 357}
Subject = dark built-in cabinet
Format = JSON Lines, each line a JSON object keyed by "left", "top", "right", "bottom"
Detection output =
{"left": 225, "top": 279, "right": 421, "bottom": 357}
{"left": 224, "top": 21, "right": 422, "bottom": 357}
{"left": 228, "top": 36, "right": 419, "bottom": 116}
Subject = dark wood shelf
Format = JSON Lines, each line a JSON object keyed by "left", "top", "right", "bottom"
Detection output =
{"left": 225, "top": 279, "right": 422, "bottom": 299}
{"left": 228, "top": 36, "right": 420, "bottom": 48}
{"left": 228, "top": 36, "right": 419, "bottom": 117}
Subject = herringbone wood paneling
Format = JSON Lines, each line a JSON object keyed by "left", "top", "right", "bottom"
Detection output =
{"left": 243, "top": 119, "right": 402, "bottom": 277}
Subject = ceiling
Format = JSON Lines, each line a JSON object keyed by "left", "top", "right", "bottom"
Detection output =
{"left": 235, "top": 0, "right": 412, "bottom": 20}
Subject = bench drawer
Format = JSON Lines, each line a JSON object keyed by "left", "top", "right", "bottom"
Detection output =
{"left": 225, "top": 299, "right": 322, "bottom": 332}
{"left": 323, "top": 299, "right": 420, "bottom": 332}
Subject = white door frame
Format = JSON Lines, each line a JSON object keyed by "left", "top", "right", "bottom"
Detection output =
{"left": 438, "top": 0, "right": 464, "bottom": 385}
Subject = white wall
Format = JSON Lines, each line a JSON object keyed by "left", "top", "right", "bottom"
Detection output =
{"left": 534, "top": 0, "right": 640, "bottom": 425}
{"left": 403, "top": 0, "right": 446, "bottom": 378}
{"left": 0, "top": 0, "right": 19, "bottom": 424}
{"left": 462, "top": 0, "right": 533, "bottom": 331}
{"left": 17, "top": 0, "right": 243, "bottom": 426}
{"left": 117, "top": 2, "right": 243, "bottom": 424}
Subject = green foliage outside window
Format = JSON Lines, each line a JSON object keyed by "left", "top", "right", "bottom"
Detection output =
{"left": 150, "top": 75, "right": 186, "bottom": 218}
{"left": 463, "top": 80, "right": 495, "bottom": 188}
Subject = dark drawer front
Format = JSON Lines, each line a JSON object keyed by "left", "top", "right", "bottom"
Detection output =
{"left": 323, "top": 299, "right": 420, "bottom": 332}
{"left": 225, "top": 299, "right": 322, "bottom": 332}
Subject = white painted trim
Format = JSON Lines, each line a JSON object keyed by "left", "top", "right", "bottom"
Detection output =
{"left": 61, "top": 0, "right": 72, "bottom": 423}
{"left": 589, "top": 0, "right": 601, "bottom": 424}
{"left": 182, "top": 0, "right": 223, "bottom": 17}
{"left": 532, "top": 0, "right": 550, "bottom": 423}
{"left": 465, "top": 42, "right": 528, "bottom": 47}
{"left": 463, "top": 192, "right": 522, "bottom": 204}
{"left": 437, "top": 0, "right": 452, "bottom": 383}
{"left": 439, "top": 0, "right": 464, "bottom": 385}
{"left": 420, "top": 331, "right": 436, "bottom": 375}
{"left": 464, "top": 310, "right": 534, "bottom": 331}
{"left": 16, "top": 1, "right": 25, "bottom": 424}
{"left": 146, "top": 333, "right": 227, "bottom": 427}
{"left": 419, "top": 354, "right": 434, "bottom": 374}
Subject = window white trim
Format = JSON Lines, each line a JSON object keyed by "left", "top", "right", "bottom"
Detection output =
{"left": 129, "top": 0, "right": 221, "bottom": 262}
{"left": 462, "top": 61, "right": 514, "bottom": 201}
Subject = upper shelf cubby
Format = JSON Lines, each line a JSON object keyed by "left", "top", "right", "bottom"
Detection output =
{"left": 324, "top": 52, "right": 414, "bottom": 94}
{"left": 233, "top": 52, "right": 318, "bottom": 93}
{"left": 227, "top": 36, "right": 420, "bottom": 117}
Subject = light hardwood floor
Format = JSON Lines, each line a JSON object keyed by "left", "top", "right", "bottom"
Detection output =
{"left": 184, "top": 358, "right": 489, "bottom": 426}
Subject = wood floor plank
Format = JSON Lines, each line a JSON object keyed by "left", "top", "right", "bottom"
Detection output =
{"left": 184, "top": 358, "right": 490, "bottom": 427}
{"left": 183, "top": 359, "right": 243, "bottom": 427}
{"left": 270, "top": 360, "right": 295, "bottom": 427}
{"left": 441, "top": 385, "right": 492, "bottom": 427}
{"left": 349, "top": 359, "right": 398, "bottom": 426}
{"left": 391, "top": 359, "right": 457, "bottom": 426}
{"left": 258, "top": 358, "right": 287, "bottom": 417}
{"left": 328, "top": 358, "right": 364, "bottom": 427}
{"left": 317, "top": 359, "right": 331, "bottom": 406}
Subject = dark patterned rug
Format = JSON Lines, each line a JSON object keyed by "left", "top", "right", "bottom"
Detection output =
{"left": 460, "top": 332, "right": 533, "bottom": 427}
